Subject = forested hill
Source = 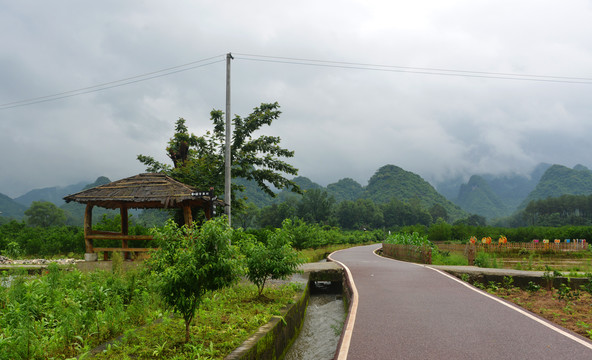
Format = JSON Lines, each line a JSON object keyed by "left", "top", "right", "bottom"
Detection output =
{"left": 0, "top": 193, "right": 26, "bottom": 219}
{"left": 455, "top": 175, "right": 508, "bottom": 220}
{"left": 362, "top": 165, "right": 466, "bottom": 220}
{"left": 14, "top": 181, "right": 88, "bottom": 207}
{"left": 326, "top": 178, "right": 364, "bottom": 202}
{"left": 60, "top": 176, "right": 114, "bottom": 224}
{"left": 446, "top": 162, "right": 550, "bottom": 220}
{"left": 482, "top": 162, "right": 550, "bottom": 210}
{"left": 518, "top": 164, "right": 592, "bottom": 209}
{"left": 233, "top": 165, "right": 467, "bottom": 221}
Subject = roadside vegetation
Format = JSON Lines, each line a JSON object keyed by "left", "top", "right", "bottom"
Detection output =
{"left": 0, "top": 216, "right": 308, "bottom": 360}
{"left": 0, "top": 263, "right": 302, "bottom": 360}
{"left": 470, "top": 274, "right": 592, "bottom": 340}
{"left": 0, "top": 263, "right": 161, "bottom": 360}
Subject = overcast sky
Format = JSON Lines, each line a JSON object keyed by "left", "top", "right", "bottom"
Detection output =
{"left": 1, "top": 0, "right": 592, "bottom": 198}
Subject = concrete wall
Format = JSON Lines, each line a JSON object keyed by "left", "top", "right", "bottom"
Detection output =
{"left": 225, "top": 278, "right": 310, "bottom": 360}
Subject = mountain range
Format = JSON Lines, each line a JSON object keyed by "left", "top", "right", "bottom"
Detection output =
{"left": 2, "top": 163, "right": 592, "bottom": 223}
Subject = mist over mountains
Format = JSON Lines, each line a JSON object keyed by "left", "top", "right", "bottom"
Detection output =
{"left": 2, "top": 163, "right": 592, "bottom": 224}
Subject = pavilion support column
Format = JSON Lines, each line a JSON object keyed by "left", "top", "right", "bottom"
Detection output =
{"left": 204, "top": 202, "right": 212, "bottom": 220}
{"left": 84, "top": 204, "right": 97, "bottom": 261}
{"left": 121, "top": 205, "right": 129, "bottom": 260}
{"left": 183, "top": 204, "right": 193, "bottom": 227}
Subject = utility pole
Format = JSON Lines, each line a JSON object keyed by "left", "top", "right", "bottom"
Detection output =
{"left": 225, "top": 53, "right": 233, "bottom": 225}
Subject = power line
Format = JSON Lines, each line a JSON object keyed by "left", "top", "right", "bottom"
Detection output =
{"left": 3, "top": 52, "right": 592, "bottom": 110}
{"left": 0, "top": 55, "right": 226, "bottom": 110}
{"left": 233, "top": 53, "right": 592, "bottom": 85}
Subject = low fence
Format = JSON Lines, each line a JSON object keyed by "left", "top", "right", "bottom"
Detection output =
{"left": 381, "top": 243, "right": 432, "bottom": 264}
{"left": 434, "top": 241, "right": 588, "bottom": 254}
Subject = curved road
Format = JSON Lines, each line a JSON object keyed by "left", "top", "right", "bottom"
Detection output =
{"left": 329, "top": 244, "right": 592, "bottom": 360}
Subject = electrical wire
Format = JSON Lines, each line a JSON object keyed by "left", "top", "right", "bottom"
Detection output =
{"left": 3, "top": 52, "right": 592, "bottom": 110}
{"left": 0, "top": 55, "right": 226, "bottom": 110}
{"left": 233, "top": 53, "right": 592, "bottom": 85}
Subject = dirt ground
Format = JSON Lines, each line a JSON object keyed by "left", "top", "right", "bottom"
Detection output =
{"left": 488, "top": 285, "right": 592, "bottom": 340}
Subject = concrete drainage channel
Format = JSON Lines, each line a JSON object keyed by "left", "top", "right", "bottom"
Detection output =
{"left": 226, "top": 262, "right": 346, "bottom": 360}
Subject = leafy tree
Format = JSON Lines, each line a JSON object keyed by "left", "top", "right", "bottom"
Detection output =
{"left": 453, "top": 214, "right": 487, "bottom": 227}
{"left": 428, "top": 218, "right": 452, "bottom": 241}
{"left": 336, "top": 199, "right": 383, "bottom": 230}
{"left": 258, "top": 197, "right": 298, "bottom": 228}
{"left": 146, "top": 217, "right": 240, "bottom": 342}
{"left": 296, "top": 189, "right": 335, "bottom": 224}
{"left": 382, "top": 199, "right": 431, "bottom": 228}
{"left": 24, "top": 201, "right": 66, "bottom": 227}
{"left": 137, "top": 102, "right": 301, "bottom": 213}
{"left": 335, "top": 200, "right": 357, "bottom": 229}
{"left": 429, "top": 204, "right": 449, "bottom": 223}
{"left": 234, "top": 202, "right": 260, "bottom": 229}
{"left": 243, "top": 225, "right": 303, "bottom": 296}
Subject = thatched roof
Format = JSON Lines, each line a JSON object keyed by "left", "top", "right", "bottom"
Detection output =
{"left": 64, "top": 173, "right": 220, "bottom": 209}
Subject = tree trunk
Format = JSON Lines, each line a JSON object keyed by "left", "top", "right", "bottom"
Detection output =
{"left": 185, "top": 320, "right": 190, "bottom": 343}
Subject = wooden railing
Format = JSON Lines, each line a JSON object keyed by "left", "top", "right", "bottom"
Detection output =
{"left": 434, "top": 241, "right": 587, "bottom": 254}
{"left": 86, "top": 230, "right": 154, "bottom": 260}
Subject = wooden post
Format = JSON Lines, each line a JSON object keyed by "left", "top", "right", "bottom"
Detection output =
{"left": 204, "top": 201, "right": 212, "bottom": 220}
{"left": 183, "top": 204, "right": 193, "bottom": 227}
{"left": 84, "top": 204, "right": 94, "bottom": 253}
{"left": 121, "top": 204, "right": 129, "bottom": 260}
{"left": 465, "top": 243, "right": 476, "bottom": 266}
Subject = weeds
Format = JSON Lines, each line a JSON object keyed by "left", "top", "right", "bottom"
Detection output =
{"left": 0, "top": 266, "right": 161, "bottom": 359}
{"left": 432, "top": 250, "right": 468, "bottom": 266}
{"left": 526, "top": 281, "right": 541, "bottom": 292}
{"left": 502, "top": 276, "right": 514, "bottom": 289}
{"left": 91, "top": 283, "right": 301, "bottom": 359}
{"left": 474, "top": 252, "right": 501, "bottom": 268}
{"left": 543, "top": 266, "right": 561, "bottom": 290}
{"left": 557, "top": 281, "right": 581, "bottom": 301}
{"left": 582, "top": 273, "right": 592, "bottom": 295}
{"left": 486, "top": 277, "right": 592, "bottom": 340}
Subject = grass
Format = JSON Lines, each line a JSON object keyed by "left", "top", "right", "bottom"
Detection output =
{"left": 0, "top": 264, "right": 163, "bottom": 360}
{"left": 87, "top": 283, "right": 303, "bottom": 359}
{"left": 432, "top": 250, "right": 468, "bottom": 266}
{"left": 0, "top": 264, "right": 303, "bottom": 360}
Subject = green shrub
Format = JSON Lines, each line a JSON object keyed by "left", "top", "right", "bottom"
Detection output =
{"left": 146, "top": 217, "right": 240, "bottom": 343}
{"left": 526, "top": 281, "right": 541, "bottom": 292}
{"left": 384, "top": 232, "right": 434, "bottom": 248}
{"left": 474, "top": 252, "right": 492, "bottom": 268}
{"left": 243, "top": 225, "right": 303, "bottom": 295}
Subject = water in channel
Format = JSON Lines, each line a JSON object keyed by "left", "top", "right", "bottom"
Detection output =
{"left": 284, "top": 284, "right": 345, "bottom": 360}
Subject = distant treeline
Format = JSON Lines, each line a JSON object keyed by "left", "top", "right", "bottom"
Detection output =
{"left": 3, "top": 217, "right": 592, "bottom": 258}
{"left": 5, "top": 190, "right": 592, "bottom": 257}
{"left": 522, "top": 194, "right": 592, "bottom": 227}
{"left": 238, "top": 189, "right": 472, "bottom": 230}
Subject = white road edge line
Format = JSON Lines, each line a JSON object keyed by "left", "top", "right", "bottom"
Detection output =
{"left": 328, "top": 249, "right": 360, "bottom": 360}
{"left": 426, "top": 265, "right": 592, "bottom": 351}
{"left": 372, "top": 247, "right": 592, "bottom": 351}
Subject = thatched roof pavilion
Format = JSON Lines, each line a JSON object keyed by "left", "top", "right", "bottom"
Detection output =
{"left": 64, "top": 173, "right": 223, "bottom": 260}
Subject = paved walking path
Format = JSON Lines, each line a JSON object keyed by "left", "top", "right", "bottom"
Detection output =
{"left": 329, "top": 244, "right": 592, "bottom": 360}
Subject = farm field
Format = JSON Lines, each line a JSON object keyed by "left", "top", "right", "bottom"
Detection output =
{"left": 482, "top": 281, "right": 592, "bottom": 341}
{"left": 435, "top": 242, "right": 592, "bottom": 272}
